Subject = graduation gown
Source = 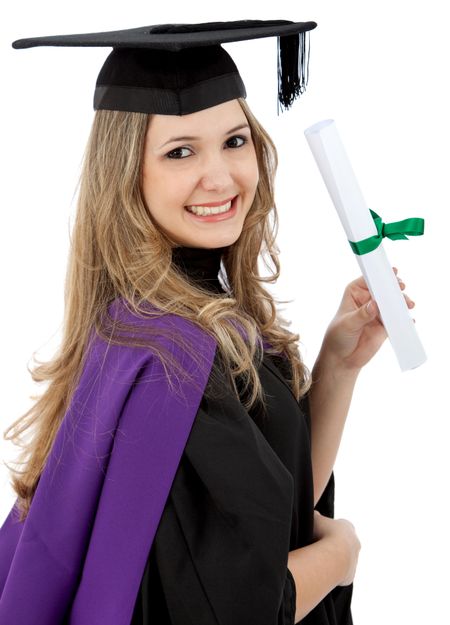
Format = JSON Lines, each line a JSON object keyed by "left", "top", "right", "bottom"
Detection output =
{"left": 131, "top": 246, "right": 353, "bottom": 625}
{"left": 0, "top": 246, "right": 353, "bottom": 625}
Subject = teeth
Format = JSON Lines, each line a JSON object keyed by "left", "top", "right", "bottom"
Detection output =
{"left": 187, "top": 199, "right": 232, "bottom": 216}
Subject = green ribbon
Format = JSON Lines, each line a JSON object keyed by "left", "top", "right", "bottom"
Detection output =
{"left": 348, "top": 209, "right": 425, "bottom": 256}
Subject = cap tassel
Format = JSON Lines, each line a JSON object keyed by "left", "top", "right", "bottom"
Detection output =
{"left": 277, "top": 31, "right": 310, "bottom": 114}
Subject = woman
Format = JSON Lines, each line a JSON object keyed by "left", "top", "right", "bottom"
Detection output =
{"left": 0, "top": 20, "right": 415, "bottom": 625}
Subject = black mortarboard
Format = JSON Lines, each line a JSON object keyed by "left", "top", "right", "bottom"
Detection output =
{"left": 12, "top": 20, "right": 317, "bottom": 115}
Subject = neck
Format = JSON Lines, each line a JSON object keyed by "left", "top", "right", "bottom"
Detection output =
{"left": 171, "top": 245, "right": 228, "bottom": 294}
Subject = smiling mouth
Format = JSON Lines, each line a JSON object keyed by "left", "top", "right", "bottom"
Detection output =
{"left": 185, "top": 196, "right": 236, "bottom": 216}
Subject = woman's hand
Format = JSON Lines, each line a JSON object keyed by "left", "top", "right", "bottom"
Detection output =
{"left": 318, "top": 267, "right": 415, "bottom": 373}
{"left": 313, "top": 510, "right": 361, "bottom": 587}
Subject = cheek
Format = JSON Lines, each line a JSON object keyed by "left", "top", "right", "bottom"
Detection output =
{"left": 241, "top": 146, "right": 259, "bottom": 188}
{"left": 142, "top": 160, "right": 166, "bottom": 202}
{"left": 252, "top": 162, "right": 260, "bottom": 190}
{"left": 242, "top": 157, "right": 259, "bottom": 194}
{"left": 142, "top": 164, "right": 194, "bottom": 220}
{"left": 141, "top": 158, "right": 155, "bottom": 205}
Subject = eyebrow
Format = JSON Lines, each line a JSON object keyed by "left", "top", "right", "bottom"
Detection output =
{"left": 158, "top": 123, "right": 250, "bottom": 149}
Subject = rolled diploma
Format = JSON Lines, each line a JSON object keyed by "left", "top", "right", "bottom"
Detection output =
{"left": 304, "top": 119, "right": 426, "bottom": 371}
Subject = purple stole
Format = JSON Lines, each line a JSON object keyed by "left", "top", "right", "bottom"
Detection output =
{"left": 0, "top": 301, "right": 218, "bottom": 624}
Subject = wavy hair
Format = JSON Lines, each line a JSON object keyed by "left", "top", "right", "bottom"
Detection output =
{"left": 3, "top": 98, "right": 312, "bottom": 522}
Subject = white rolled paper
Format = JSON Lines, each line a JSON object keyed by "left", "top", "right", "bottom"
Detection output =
{"left": 304, "top": 119, "right": 426, "bottom": 371}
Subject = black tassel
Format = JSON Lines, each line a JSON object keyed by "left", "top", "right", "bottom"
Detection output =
{"left": 277, "top": 31, "right": 310, "bottom": 114}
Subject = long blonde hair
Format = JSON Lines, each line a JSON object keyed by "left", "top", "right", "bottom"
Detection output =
{"left": 3, "top": 98, "right": 311, "bottom": 522}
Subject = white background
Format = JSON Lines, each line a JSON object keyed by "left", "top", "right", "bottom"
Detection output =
{"left": 1, "top": 1, "right": 449, "bottom": 623}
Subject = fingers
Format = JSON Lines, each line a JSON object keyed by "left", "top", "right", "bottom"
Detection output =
{"left": 350, "top": 268, "right": 415, "bottom": 312}
{"left": 404, "top": 293, "right": 415, "bottom": 309}
{"left": 353, "top": 267, "right": 403, "bottom": 290}
{"left": 393, "top": 268, "right": 416, "bottom": 309}
{"left": 349, "top": 275, "right": 369, "bottom": 290}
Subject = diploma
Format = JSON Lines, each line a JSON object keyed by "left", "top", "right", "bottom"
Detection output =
{"left": 304, "top": 119, "right": 426, "bottom": 371}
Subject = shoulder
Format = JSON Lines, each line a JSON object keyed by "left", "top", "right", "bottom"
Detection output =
{"left": 262, "top": 338, "right": 293, "bottom": 378}
{"left": 104, "top": 296, "right": 214, "bottom": 349}
{"left": 81, "top": 297, "right": 217, "bottom": 388}
{"left": 61, "top": 298, "right": 218, "bottom": 453}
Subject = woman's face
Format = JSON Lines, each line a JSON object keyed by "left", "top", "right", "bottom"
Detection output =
{"left": 142, "top": 99, "right": 259, "bottom": 249}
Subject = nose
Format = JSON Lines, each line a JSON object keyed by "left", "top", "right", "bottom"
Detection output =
{"left": 198, "top": 152, "right": 234, "bottom": 193}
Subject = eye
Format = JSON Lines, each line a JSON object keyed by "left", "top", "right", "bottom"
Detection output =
{"left": 165, "top": 135, "right": 248, "bottom": 159}
{"left": 225, "top": 135, "right": 248, "bottom": 149}
{"left": 166, "top": 146, "right": 193, "bottom": 159}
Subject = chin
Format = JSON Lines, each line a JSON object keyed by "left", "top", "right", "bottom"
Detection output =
{"left": 181, "top": 228, "right": 242, "bottom": 249}
{"left": 205, "top": 233, "right": 241, "bottom": 248}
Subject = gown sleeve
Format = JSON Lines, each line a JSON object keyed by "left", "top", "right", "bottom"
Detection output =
{"left": 282, "top": 568, "right": 297, "bottom": 624}
{"left": 132, "top": 546, "right": 297, "bottom": 625}
{"left": 128, "top": 343, "right": 354, "bottom": 625}
{"left": 131, "top": 350, "right": 302, "bottom": 625}
{"left": 267, "top": 355, "right": 354, "bottom": 625}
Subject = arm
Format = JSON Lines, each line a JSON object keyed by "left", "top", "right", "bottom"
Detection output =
{"left": 306, "top": 272, "right": 397, "bottom": 507}
{"left": 288, "top": 536, "right": 346, "bottom": 622}
{"left": 309, "top": 353, "right": 359, "bottom": 507}
{"left": 307, "top": 270, "right": 415, "bottom": 504}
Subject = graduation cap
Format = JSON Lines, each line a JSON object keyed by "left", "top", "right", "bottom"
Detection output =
{"left": 12, "top": 19, "right": 317, "bottom": 115}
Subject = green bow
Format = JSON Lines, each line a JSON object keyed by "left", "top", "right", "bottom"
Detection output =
{"left": 348, "top": 209, "right": 425, "bottom": 256}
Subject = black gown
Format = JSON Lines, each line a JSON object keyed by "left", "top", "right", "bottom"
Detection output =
{"left": 130, "top": 246, "right": 353, "bottom": 625}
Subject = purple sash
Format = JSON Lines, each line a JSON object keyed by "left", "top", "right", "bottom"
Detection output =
{"left": 0, "top": 301, "right": 217, "bottom": 624}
